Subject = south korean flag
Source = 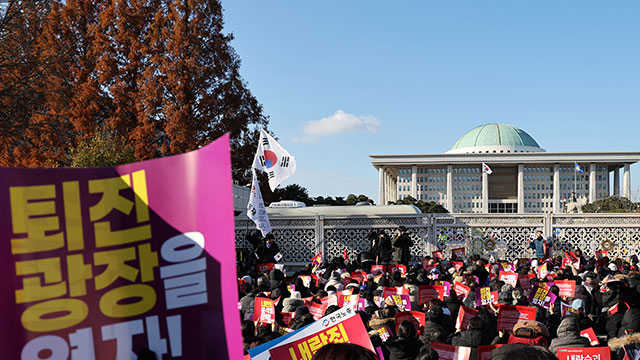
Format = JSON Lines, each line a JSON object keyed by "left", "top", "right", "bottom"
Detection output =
{"left": 252, "top": 128, "right": 297, "bottom": 191}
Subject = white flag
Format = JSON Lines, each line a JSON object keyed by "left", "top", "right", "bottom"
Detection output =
{"left": 252, "top": 128, "right": 296, "bottom": 191}
{"left": 482, "top": 162, "right": 493, "bottom": 175}
{"left": 247, "top": 169, "right": 272, "bottom": 237}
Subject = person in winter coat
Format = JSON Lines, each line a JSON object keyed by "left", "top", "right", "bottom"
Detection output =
{"left": 528, "top": 230, "right": 552, "bottom": 258}
{"left": 609, "top": 309, "right": 640, "bottom": 360}
{"left": 256, "top": 234, "right": 280, "bottom": 264}
{"left": 392, "top": 226, "right": 414, "bottom": 266}
{"left": 375, "top": 231, "right": 393, "bottom": 264}
{"left": 548, "top": 316, "right": 591, "bottom": 355}
{"left": 451, "top": 317, "right": 485, "bottom": 360}
{"left": 385, "top": 320, "right": 423, "bottom": 360}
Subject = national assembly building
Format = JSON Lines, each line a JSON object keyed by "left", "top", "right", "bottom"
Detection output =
{"left": 370, "top": 123, "right": 640, "bottom": 213}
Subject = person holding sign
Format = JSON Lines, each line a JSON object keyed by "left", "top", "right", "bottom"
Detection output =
{"left": 256, "top": 233, "right": 281, "bottom": 263}
{"left": 392, "top": 226, "right": 414, "bottom": 266}
{"left": 548, "top": 316, "right": 591, "bottom": 355}
{"left": 529, "top": 230, "right": 552, "bottom": 258}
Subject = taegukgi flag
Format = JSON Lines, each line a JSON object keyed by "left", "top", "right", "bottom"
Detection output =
{"left": 252, "top": 128, "right": 296, "bottom": 191}
{"left": 482, "top": 163, "right": 493, "bottom": 175}
{"left": 248, "top": 168, "right": 272, "bottom": 236}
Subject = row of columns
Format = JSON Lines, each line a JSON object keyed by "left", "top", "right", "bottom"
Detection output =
{"left": 378, "top": 163, "right": 632, "bottom": 211}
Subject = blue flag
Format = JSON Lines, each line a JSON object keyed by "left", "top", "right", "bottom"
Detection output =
{"left": 574, "top": 162, "right": 584, "bottom": 174}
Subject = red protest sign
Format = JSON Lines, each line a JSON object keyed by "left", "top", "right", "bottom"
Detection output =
{"left": 455, "top": 306, "right": 478, "bottom": 330}
{"left": 498, "top": 271, "right": 518, "bottom": 287}
{"left": 337, "top": 294, "right": 360, "bottom": 311}
{"left": 478, "top": 345, "right": 503, "bottom": 360}
{"left": 312, "top": 252, "right": 324, "bottom": 266}
{"left": 537, "top": 263, "right": 548, "bottom": 279}
{"left": 256, "top": 262, "right": 275, "bottom": 273}
{"left": 452, "top": 261, "right": 464, "bottom": 271}
{"left": 388, "top": 264, "right": 407, "bottom": 276}
{"left": 371, "top": 264, "right": 387, "bottom": 274}
{"left": 432, "top": 250, "right": 444, "bottom": 260}
{"left": 555, "top": 279, "right": 576, "bottom": 297}
{"left": 431, "top": 342, "right": 472, "bottom": 360}
{"left": 418, "top": 285, "right": 445, "bottom": 305}
{"left": 308, "top": 302, "right": 329, "bottom": 320}
{"left": 497, "top": 305, "right": 537, "bottom": 332}
{"left": 556, "top": 347, "right": 610, "bottom": 360}
{"left": 580, "top": 328, "right": 600, "bottom": 346}
{"left": 519, "top": 274, "right": 535, "bottom": 291}
{"left": 452, "top": 247, "right": 466, "bottom": 258}
{"left": 383, "top": 286, "right": 407, "bottom": 299}
{"left": 422, "top": 258, "right": 435, "bottom": 271}
{"left": 596, "top": 250, "right": 608, "bottom": 260}
{"left": 269, "top": 311, "right": 374, "bottom": 359}
{"left": 281, "top": 312, "right": 294, "bottom": 325}
{"left": 453, "top": 282, "right": 471, "bottom": 300}
{"left": 254, "top": 297, "right": 275, "bottom": 324}
{"left": 394, "top": 311, "right": 426, "bottom": 335}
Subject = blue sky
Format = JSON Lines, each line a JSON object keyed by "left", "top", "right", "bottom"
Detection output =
{"left": 222, "top": 1, "right": 640, "bottom": 201}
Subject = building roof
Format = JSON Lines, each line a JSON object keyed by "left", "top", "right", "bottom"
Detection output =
{"left": 237, "top": 204, "right": 421, "bottom": 217}
{"left": 447, "top": 123, "right": 544, "bottom": 154}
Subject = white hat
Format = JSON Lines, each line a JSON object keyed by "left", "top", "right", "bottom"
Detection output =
{"left": 608, "top": 263, "right": 618, "bottom": 272}
{"left": 289, "top": 291, "right": 301, "bottom": 299}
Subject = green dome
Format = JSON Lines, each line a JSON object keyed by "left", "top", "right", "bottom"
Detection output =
{"left": 448, "top": 123, "right": 543, "bottom": 153}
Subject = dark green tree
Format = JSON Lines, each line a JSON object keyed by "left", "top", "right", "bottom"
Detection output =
{"left": 582, "top": 196, "right": 639, "bottom": 213}
{"left": 388, "top": 196, "right": 449, "bottom": 213}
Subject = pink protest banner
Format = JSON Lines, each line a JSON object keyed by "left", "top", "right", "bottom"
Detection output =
{"left": 475, "top": 287, "right": 493, "bottom": 307}
{"left": 418, "top": 285, "right": 444, "bottom": 305}
{"left": 308, "top": 302, "right": 329, "bottom": 321}
{"left": 0, "top": 135, "right": 241, "bottom": 359}
{"left": 257, "top": 262, "right": 275, "bottom": 273}
{"left": 452, "top": 261, "right": 464, "bottom": 271}
{"left": 580, "top": 327, "right": 599, "bottom": 346}
{"left": 432, "top": 250, "right": 444, "bottom": 260}
{"left": 394, "top": 311, "right": 426, "bottom": 335}
{"left": 498, "top": 271, "right": 518, "bottom": 287}
{"left": 371, "top": 264, "right": 387, "bottom": 274}
{"left": 455, "top": 306, "right": 478, "bottom": 330}
{"left": 556, "top": 347, "right": 610, "bottom": 360}
{"left": 528, "top": 285, "right": 557, "bottom": 309}
{"left": 499, "top": 262, "right": 514, "bottom": 272}
{"left": 268, "top": 310, "right": 374, "bottom": 359}
{"left": 452, "top": 247, "right": 466, "bottom": 258}
{"left": 431, "top": 342, "right": 472, "bottom": 360}
{"left": 453, "top": 282, "right": 471, "bottom": 300}
{"left": 255, "top": 297, "right": 276, "bottom": 324}
{"left": 555, "top": 279, "right": 576, "bottom": 297}
{"left": 389, "top": 294, "right": 412, "bottom": 311}
{"left": 383, "top": 286, "right": 407, "bottom": 299}
{"left": 312, "top": 252, "right": 323, "bottom": 266}
{"left": 388, "top": 264, "right": 407, "bottom": 276}
{"left": 436, "top": 281, "right": 452, "bottom": 297}
{"left": 497, "top": 305, "right": 537, "bottom": 332}
{"left": 478, "top": 345, "right": 502, "bottom": 360}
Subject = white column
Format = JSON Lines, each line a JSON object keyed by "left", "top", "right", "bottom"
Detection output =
{"left": 385, "top": 171, "right": 391, "bottom": 204}
{"left": 614, "top": 167, "right": 620, "bottom": 196}
{"left": 411, "top": 165, "right": 418, "bottom": 198}
{"left": 517, "top": 164, "right": 524, "bottom": 213}
{"left": 553, "top": 164, "right": 560, "bottom": 213}
{"left": 482, "top": 169, "right": 489, "bottom": 213}
{"left": 623, "top": 164, "right": 631, "bottom": 199}
{"left": 396, "top": 173, "right": 401, "bottom": 200}
{"left": 589, "top": 163, "right": 597, "bottom": 203}
{"left": 446, "top": 165, "right": 453, "bottom": 212}
{"left": 378, "top": 167, "right": 385, "bottom": 206}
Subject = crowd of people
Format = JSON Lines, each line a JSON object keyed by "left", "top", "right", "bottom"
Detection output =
{"left": 237, "top": 228, "right": 640, "bottom": 360}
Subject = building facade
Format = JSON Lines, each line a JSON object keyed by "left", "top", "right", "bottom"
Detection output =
{"left": 370, "top": 123, "right": 640, "bottom": 213}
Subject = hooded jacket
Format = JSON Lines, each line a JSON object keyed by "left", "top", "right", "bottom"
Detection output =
{"left": 548, "top": 316, "right": 591, "bottom": 355}
{"left": 385, "top": 336, "right": 423, "bottom": 360}
{"left": 609, "top": 333, "right": 640, "bottom": 360}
